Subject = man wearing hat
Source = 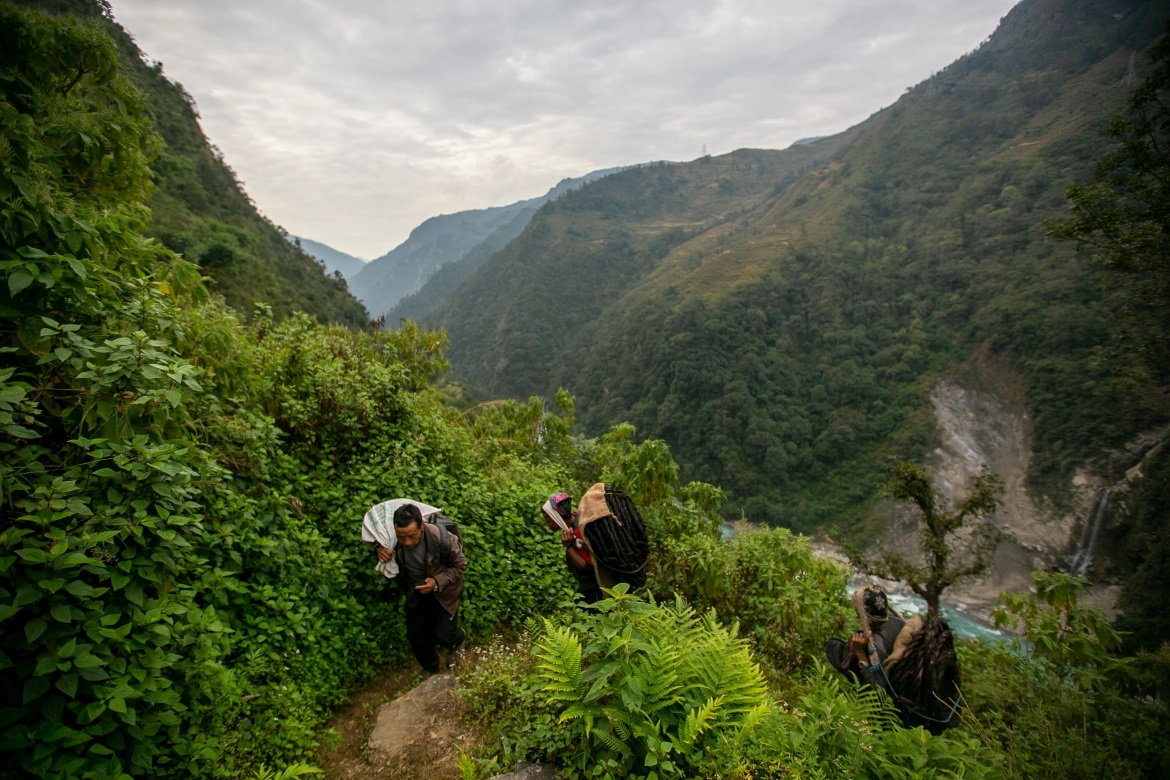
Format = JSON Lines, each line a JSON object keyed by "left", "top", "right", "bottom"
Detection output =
{"left": 825, "top": 584, "right": 908, "bottom": 688}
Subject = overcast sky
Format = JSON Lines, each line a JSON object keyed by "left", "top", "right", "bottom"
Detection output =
{"left": 111, "top": 0, "right": 1019, "bottom": 260}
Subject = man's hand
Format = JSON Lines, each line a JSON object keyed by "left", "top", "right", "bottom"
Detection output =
{"left": 376, "top": 545, "right": 393, "bottom": 564}
{"left": 849, "top": 630, "right": 871, "bottom": 662}
{"left": 415, "top": 577, "right": 438, "bottom": 593}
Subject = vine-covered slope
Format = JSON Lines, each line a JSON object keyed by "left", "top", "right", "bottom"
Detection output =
{"left": 14, "top": 0, "right": 370, "bottom": 326}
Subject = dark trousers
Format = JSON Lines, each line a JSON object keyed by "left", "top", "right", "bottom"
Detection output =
{"left": 578, "top": 586, "right": 604, "bottom": 604}
{"left": 404, "top": 594, "right": 465, "bottom": 673}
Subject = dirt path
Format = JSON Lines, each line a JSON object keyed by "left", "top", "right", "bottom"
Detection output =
{"left": 317, "top": 660, "right": 487, "bottom": 780}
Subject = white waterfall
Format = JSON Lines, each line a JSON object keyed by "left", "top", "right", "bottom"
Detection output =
{"left": 1064, "top": 488, "right": 1110, "bottom": 578}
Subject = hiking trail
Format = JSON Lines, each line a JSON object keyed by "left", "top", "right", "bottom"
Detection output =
{"left": 318, "top": 656, "right": 559, "bottom": 780}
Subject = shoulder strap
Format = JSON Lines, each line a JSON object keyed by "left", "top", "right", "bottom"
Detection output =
{"left": 435, "top": 520, "right": 451, "bottom": 567}
{"left": 393, "top": 543, "right": 407, "bottom": 592}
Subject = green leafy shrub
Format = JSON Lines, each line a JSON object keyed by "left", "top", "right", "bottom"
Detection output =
{"left": 712, "top": 666, "right": 1000, "bottom": 779}
{"left": 950, "top": 572, "right": 1170, "bottom": 779}
{"left": 464, "top": 593, "right": 1001, "bottom": 780}
{"left": 651, "top": 525, "right": 851, "bottom": 676}
{"left": 458, "top": 632, "right": 577, "bottom": 770}
{"left": 531, "top": 587, "right": 769, "bottom": 780}
{"left": 0, "top": 6, "right": 236, "bottom": 775}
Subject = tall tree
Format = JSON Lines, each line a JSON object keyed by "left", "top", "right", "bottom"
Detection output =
{"left": 850, "top": 459, "right": 1004, "bottom": 619}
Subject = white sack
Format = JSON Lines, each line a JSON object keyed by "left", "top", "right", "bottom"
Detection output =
{"left": 361, "top": 498, "right": 442, "bottom": 579}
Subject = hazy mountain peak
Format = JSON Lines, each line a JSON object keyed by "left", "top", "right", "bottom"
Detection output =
{"left": 288, "top": 235, "right": 367, "bottom": 279}
{"left": 349, "top": 165, "right": 630, "bottom": 317}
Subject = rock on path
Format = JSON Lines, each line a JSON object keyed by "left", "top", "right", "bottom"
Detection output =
{"left": 362, "top": 672, "right": 472, "bottom": 779}
{"left": 363, "top": 673, "right": 560, "bottom": 780}
{"left": 368, "top": 673, "right": 459, "bottom": 753}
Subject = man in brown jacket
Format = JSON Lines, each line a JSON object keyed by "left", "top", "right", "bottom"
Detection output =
{"left": 374, "top": 503, "right": 467, "bottom": 674}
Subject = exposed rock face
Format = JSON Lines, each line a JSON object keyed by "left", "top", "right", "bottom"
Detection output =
{"left": 927, "top": 378, "right": 1073, "bottom": 615}
{"left": 863, "top": 357, "right": 1167, "bottom": 626}
{"left": 918, "top": 373, "right": 1166, "bottom": 619}
{"left": 931, "top": 381, "right": 1055, "bottom": 550}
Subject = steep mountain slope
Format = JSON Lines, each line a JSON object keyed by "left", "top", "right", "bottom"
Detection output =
{"left": 431, "top": 0, "right": 1167, "bottom": 528}
{"left": 16, "top": 0, "right": 370, "bottom": 326}
{"left": 387, "top": 205, "right": 537, "bottom": 324}
{"left": 352, "top": 167, "right": 626, "bottom": 319}
{"left": 127, "top": 44, "right": 369, "bottom": 325}
{"left": 292, "top": 236, "right": 367, "bottom": 279}
{"left": 351, "top": 202, "right": 536, "bottom": 318}
{"left": 432, "top": 135, "right": 867, "bottom": 395}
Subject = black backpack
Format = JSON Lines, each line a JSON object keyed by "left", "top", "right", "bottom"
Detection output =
{"left": 429, "top": 512, "right": 461, "bottom": 566}
{"left": 582, "top": 486, "right": 649, "bottom": 589}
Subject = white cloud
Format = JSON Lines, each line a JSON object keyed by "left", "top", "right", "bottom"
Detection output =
{"left": 111, "top": 0, "right": 1018, "bottom": 258}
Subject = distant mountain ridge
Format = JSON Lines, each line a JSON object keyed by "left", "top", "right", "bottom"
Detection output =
{"left": 351, "top": 166, "right": 633, "bottom": 319}
{"left": 387, "top": 205, "right": 538, "bottom": 325}
{"left": 289, "top": 236, "right": 367, "bottom": 279}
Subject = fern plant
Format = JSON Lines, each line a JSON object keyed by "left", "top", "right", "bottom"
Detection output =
{"left": 531, "top": 586, "right": 768, "bottom": 779}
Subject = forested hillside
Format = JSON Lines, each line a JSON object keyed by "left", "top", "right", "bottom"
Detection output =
{"left": 387, "top": 205, "right": 538, "bottom": 325}
{"left": 292, "top": 236, "right": 366, "bottom": 280}
{"left": 351, "top": 201, "right": 539, "bottom": 319}
{"left": 430, "top": 0, "right": 1167, "bottom": 528}
{"left": 13, "top": 0, "right": 370, "bottom": 326}
{"left": 433, "top": 135, "right": 867, "bottom": 399}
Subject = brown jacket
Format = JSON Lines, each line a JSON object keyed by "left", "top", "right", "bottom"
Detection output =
{"left": 395, "top": 523, "right": 466, "bottom": 615}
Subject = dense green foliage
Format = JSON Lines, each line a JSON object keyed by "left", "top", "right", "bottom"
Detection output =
{"left": 970, "top": 572, "right": 1170, "bottom": 778}
{"left": 1046, "top": 24, "right": 1170, "bottom": 656}
{"left": 1048, "top": 26, "right": 1170, "bottom": 412}
{"left": 648, "top": 522, "right": 848, "bottom": 677}
{"left": 1109, "top": 441, "right": 1170, "bottom": 653}
{"left": 428, "top": 0, "right": 1167, "bottom": 531}
{"left": 461, "top": 545, "right": 1169, "bottom": 779}
{"left": 0, "top": 7, "right": 607, "bottom": 775}
{"left": 532, "top": 589, "right": 769, "bottom": 780}
{"left": 465, "top": 631, "right": 1003, "bottom": 780}
{"left": 0, "top": 7, "right": 226, "bottom": 776}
